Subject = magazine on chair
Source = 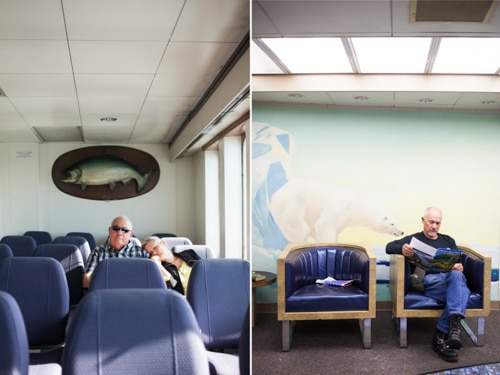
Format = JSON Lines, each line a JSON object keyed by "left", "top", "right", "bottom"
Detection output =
{"left": 409, "top": 237, "right": 462, "bottom": 273}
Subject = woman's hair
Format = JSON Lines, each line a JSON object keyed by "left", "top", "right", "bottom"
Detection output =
{"left": 141, "top": 236, "right": 160, "bottom": 248}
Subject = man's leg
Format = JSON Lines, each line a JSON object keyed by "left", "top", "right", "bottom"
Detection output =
{"left": 424, "top": 272, "right": 470, "bottom": 360}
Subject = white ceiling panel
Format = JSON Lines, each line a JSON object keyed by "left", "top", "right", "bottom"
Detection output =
{"left": 74, "top": 74, "right": 153, "bottom": 97}
{"left": 62, "top": 0, "right": 184, "bottom": 41}
{"left": 0, "top": 0, "right": 66, "bottom": 39}
{"left": 172, "top": 0, "right": 249, "bottom": 42}
{"left": 0, "top": 113, "right": 28, "bottom": 127}
{"left": 0, "top": 41, "right": 72, "bottom": 73}
{"left": 69, "top": 41, "right": 167, "bottom": 74}
{"left": 78, "top": 97, "right": 145, "bottom": 115}
{"left": 0, "top": 74, "right": 77, "bottom": 97}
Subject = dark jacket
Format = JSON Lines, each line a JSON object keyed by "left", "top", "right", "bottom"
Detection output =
{"left": 161, "top": 249, "right": 201, "bottom": 295}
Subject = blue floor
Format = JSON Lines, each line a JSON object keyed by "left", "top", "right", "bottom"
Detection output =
{"left": 421, "top": 362, "right": 500, "bottom": 375}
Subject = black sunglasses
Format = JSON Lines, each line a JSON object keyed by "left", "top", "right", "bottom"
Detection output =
{"left": 111, "top": 225, "right": 131, "bottom": 233}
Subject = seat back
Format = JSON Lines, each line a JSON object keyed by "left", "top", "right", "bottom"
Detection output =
{"left": 66, "top": 232, "right": 96, "bottom": 250}
{"left": 53, "top": 235, "right": 91, "bottom": 264}
{"left": 0, "top": 257, "right": 69, "bottom": 348}
{"left": 0, "top": 243, "right": 13, "bottom": 262}
{"left": 0, "top": 235, "right": 37, "bottom": 257}
{"left": 0, "top": 290, "right": 29, "bottom": 375}
{"left": 172, "top": 244, "right": 217, "bottom": 259}
{"left": 24, "top": 231, "right": 53, "bottom": 246}
{"left": 33, "top": 244, "right": 84, "bottom": 306}
{"left": 88, "top": 258, "right": 166, "bottom": 291}
{"left": 239, "top": 306, "right": 250, "bottom": 375}
{"left": 151, "top": 232, "right": 176, "bottom": 238}
{"left": 62, "top": 289, "right": 209, "bottom": 375}
{"left": 187, "top": 258, "right": 250, "bottom": 350}
{"left": 162, "top": 236, "right": 193, "bottom": 250}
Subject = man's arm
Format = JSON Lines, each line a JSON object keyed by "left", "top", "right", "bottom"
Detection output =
{"left": 385, "top": 235, "right": 412, "bottom": 255}
{"left": 83, "top": 271, "right": 92, "bottom": 289}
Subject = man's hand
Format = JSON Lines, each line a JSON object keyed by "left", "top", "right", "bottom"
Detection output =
{"left": 402, "top": 244, "right": 414, "bottom": 257}
{"left": 452, "top": 263, "right": 464, "bottom": 272}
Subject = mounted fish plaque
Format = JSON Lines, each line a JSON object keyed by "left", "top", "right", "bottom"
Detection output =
{"left": 52, "top": 146, "right": 160, "bottom": 201}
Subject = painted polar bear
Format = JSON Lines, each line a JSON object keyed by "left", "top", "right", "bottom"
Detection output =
{"left": 270, "top": 179, "right": 404, "bottom": 243}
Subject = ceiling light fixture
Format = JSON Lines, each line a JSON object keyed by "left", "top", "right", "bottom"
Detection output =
{"left": 481, "top": 100, "right": 497, "bottom": 105}
{"left": 288, "top": 93, "right": 304, "bottom": 99}
{"left": 353, "top": 96, "right": 369, "bottom": 101}
{"left": 100, "top": 117, "right": 117, "bottom": 122}
{"left": 418, "top": 98, "right": 434, "bottom": 103}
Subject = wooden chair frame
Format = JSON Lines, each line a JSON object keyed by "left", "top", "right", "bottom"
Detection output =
{"left": 390, "top": 244, "right": 491, "bottom": 348}
{"left": 277, "top": 243, "right": 376, "bottom": 351}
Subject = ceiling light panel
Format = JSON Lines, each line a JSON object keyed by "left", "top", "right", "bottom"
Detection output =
{"left": 432, "top": 38, "right": 500, "bottom": 74}
{"left": 261, "top": 38, "right": 353, "bottom": 74}
{"left": 351, "top": 37, "right": 432, "bottom": 73}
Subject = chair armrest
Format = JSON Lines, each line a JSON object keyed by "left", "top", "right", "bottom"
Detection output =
{"left": 458, "top": 244, "right": 491, "bottom": 313}
{"left": 389, "top": 254, "right": 406, "bottom": 316}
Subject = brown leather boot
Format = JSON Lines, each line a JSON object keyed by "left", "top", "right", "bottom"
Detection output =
{"left": 447, "top": 314, "right": 463, "bottom": 349}
{"left": 432, "top": 330, "right": 458, "bottom": 362}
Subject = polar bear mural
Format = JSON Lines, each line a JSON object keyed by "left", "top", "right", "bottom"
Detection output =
{"left": 270, "top": 179, "right": 404, "bottom": 242}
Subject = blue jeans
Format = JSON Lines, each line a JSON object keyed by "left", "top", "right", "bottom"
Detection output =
{"left": 423, "top": 271, "right": 470, "bottom": 333}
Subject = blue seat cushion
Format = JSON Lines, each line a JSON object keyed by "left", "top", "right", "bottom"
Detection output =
{"left": 286, "top": 283, "right": 368, "bottom": 312}
{"left": 404, "top": 291, "right": 482, "bottom": 310}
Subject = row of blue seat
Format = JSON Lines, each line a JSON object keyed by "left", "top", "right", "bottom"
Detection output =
{"left": 0, "top": 256, "right": 250, "bottom": 375}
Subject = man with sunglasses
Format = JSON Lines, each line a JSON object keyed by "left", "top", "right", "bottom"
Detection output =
{"left": 385, "top": 207, "right": 470, "bottom": 363}
{"left": 83, "top": 215, "right": 149, "bottom": 288}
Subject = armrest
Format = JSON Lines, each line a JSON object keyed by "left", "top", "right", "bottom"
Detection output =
{"left": 458, "top": 244, "right": 491, "bottom": 312}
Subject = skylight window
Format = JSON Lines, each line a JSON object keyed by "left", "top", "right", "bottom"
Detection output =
{"left": 252, "top": 37, "right": 500, "bottom": 75}
{"left": 351, "top": 37, "right": 431, "bottom": 73}
{"left": 261, "top": 38, "right": 352, "bottom": 74}
{"left": 432, "top": 38, "right": 500, "bottom": 74}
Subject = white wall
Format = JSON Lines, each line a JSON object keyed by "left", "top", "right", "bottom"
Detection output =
{"left": 0, "top": 142, "right": 197, "bottom": 246}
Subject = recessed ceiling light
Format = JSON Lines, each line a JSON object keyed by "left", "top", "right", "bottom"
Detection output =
{"left": 100, "top": 117, "right": 117, "bottom": 122}
{"left": 481, "top": 100, "right": 497, "bottom": 105}
{"left": 418, "top": 98, "right": 434, "bottom": 103}
{"left": 288, "top": 93, "right": 304, "bottom": 99}
{"left": 353, "top": 96, "right": 369, "bottom": 101}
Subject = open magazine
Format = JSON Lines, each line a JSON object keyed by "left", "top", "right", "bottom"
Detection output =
{"left": 409, "top": 237, "right": 462, "bottom": 272}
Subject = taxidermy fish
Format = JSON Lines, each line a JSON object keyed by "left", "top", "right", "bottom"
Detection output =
{"left": 62, "top": 154, "right": 152, "bottom": 192}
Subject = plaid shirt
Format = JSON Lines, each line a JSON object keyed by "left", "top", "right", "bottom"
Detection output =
{"left": 84, "top": 238, "right": 149, "bottom": 273}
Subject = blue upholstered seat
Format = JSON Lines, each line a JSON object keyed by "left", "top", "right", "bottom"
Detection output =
{"left": 0, "top": 235, "right": 37, "bottom": 257}
{"left": 0, "top": 243, "right": 13, "bottom": 262}
{"left": 53, "top": 235, "right": 91, "bottom": 264}
{"left": 187, "top": 258, "right": 250, "bottom": 351}
{"left": 284, "top": 247, "right": 370, "bottom": 312}
{"left": 88, "top": 257, "right": 166, "bottom": 291}
{"left": 24, "top": 230, "right": 53, "bottom": 246}
{"left": 62, "top": 289, "right": 210, "bottom": 375}
{"left": 0, "top": 291, "right": 62, "bottom": 375}
{"left": 390, "top": 244, "right": 491, "bottom": 347}
{"left": 278, "top": 243, "right": 376, "bottom": 351}
{"left": 66, "top": 232, "right": 97, "bottom": 251}
{"left": 33, "top": 243, "right": 84, "bottom": 306}
{"left": 172, "top": 244, "right": 217, "bottom": 259}
{"left": 0, "top": 257, "right": 69, "bottom": 365}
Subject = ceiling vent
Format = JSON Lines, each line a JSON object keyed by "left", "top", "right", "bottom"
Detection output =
{"left": 410, "top": 0, "right": 498, "bottom": 23}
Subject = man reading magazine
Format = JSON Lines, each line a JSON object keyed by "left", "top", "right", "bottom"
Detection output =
{"left": 385, "top": 207, "right": 470, "bottom": 363}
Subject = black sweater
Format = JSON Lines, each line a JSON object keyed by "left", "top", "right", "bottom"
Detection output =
{"left": 385, "top": 231, "right": 457, "bottom": 255}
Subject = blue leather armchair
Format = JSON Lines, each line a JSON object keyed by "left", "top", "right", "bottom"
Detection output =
{"left": 390, "top": 244, "right": 491, "bottom": 347}
{"left": 278, "top": 243, "right": 376, "bottom": 351}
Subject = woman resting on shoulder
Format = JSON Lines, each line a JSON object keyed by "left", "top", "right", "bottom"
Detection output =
{"left": 142, "top": 236, "right": 200, "bottom": 295}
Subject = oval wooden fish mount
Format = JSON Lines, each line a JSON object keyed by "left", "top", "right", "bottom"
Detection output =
{"left": 52, "top": 146, "right": 160, "bottom": 200}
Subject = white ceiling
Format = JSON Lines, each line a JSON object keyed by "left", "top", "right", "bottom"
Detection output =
{"left": 0, "top": 0, "right": 250, "bottom": 158}
{"left": 252, "top": 0, "right": 500, "bottom": 112}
